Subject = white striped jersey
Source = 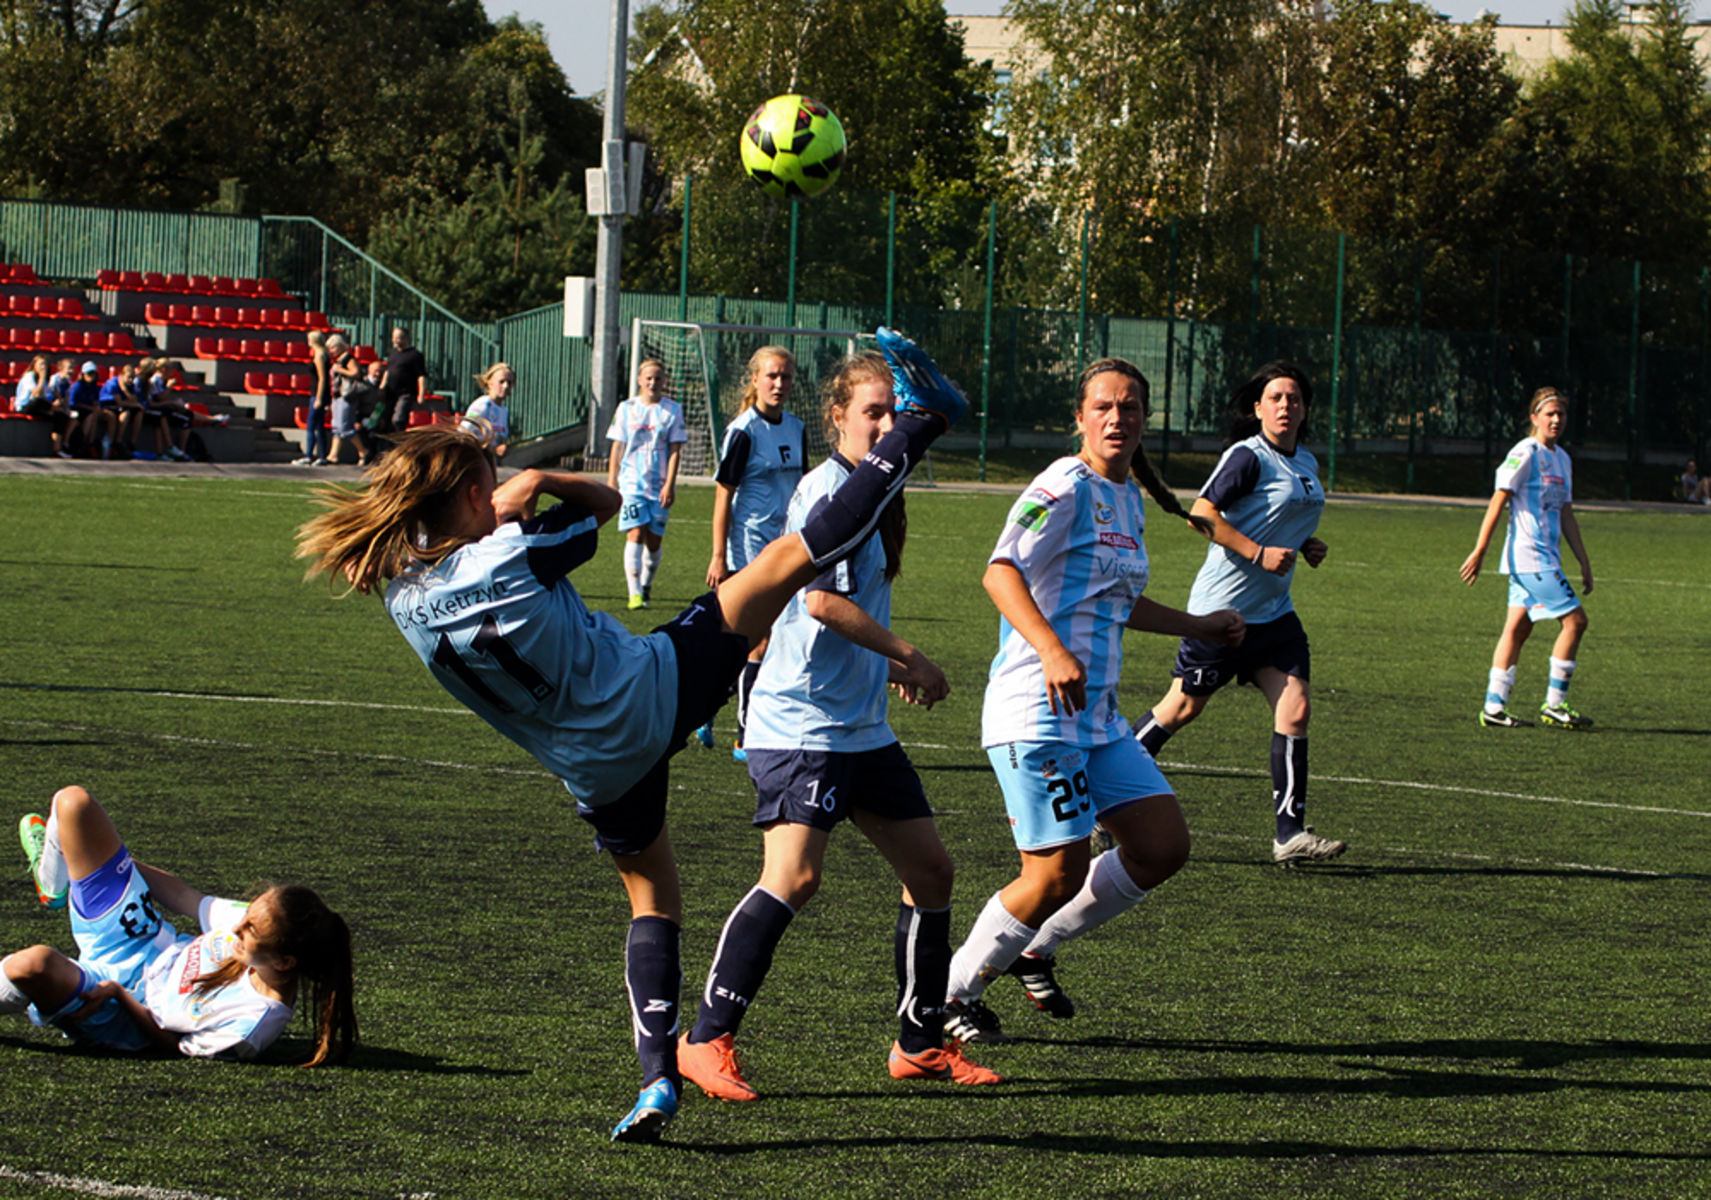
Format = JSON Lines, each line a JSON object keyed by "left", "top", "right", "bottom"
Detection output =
{"left": 715, "top": 406, "right": 806, "bottom": 548}
{"left": 1494, "top": 437, "right": 1572, "bottom": 575}
{"left": 385, "top": 502, "right": 677, "bottom": 808}
{"left": 607, "top": 397, "right": 688, "bottom": 501}
{"left": 982, "top": 456, "right": 1150, "bottom": 748}
{"left": 745, "top": 454, "right": 895, "bottom": 753}
{"left": 139, "top": 897, "right": 293, "bottom": 1060}
{"left": 1185, "top": 434, "right": 1325, "bottom": 624}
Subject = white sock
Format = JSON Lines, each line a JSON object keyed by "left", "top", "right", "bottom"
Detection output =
{"left": 1024, "top": 850, "right": 1150, "bottom": 959}
{"left": 641, "top": 547, "right": 661, "bottom": 590}
{"left": 623, "top": 542, "right": 644, "bottom": 598}
{"left": 0, "top": 958, "right": 28, "bottom": 1015}
{"left": 36, "top": 810, "right": 67, "bottom": 898}
{"left": 1547, "top": 657, "right": 1576, "bottom": 708}
{"left": 1485, "top": 666, "right": 1516, "bottom": 714}
{"left": 946, "top": 891, "right": 1037, "bottom": 1003}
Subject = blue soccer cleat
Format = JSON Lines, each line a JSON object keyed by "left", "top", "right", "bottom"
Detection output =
{"left": 695, "top": 722, "right": 715, "bottom": 749}
{"left": 610, "top": 1076, "right": 678, "bottom": 1144}
{"left": 732, "top": 746, "right": 748, "bottom": 764}
{"left": 876, "top": 326, "right": 967, "bottom": 428}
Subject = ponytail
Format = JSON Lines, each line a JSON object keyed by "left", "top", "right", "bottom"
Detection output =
{"left": 1075, "top": 357, "right": 1199, "bottom": 528}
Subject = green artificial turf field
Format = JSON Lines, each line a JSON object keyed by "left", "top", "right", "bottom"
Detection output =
{"left": 0, "top": 472, "right": 1707, "bottom": 1199}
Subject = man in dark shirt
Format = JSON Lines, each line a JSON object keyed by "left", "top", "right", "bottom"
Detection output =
{"left": 380, "top": 326, "right": 428, "bottom": 433}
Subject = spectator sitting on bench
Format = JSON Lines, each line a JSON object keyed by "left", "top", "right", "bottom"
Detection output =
{"left": 144, "top": 358, "right": 229, "bottom": 463}
{"left": 101, "top": 363, "right": 147, "bottom": 459}
{"left": 13, "top": 354, "right": 73, "bottom": 459}
{"left": 1682, "top": 459, "right": 1711, "bottom": 505}
{"left": 69, "top": 362, "right": 114, "bottom": 459}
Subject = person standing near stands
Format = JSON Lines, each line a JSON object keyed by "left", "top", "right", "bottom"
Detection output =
{"left": 380, "top": 326, "right": 428, "bottom": 433}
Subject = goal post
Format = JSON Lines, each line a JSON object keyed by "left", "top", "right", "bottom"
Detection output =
{"left": 583, "top": 320, "right": 932, "bottom": 485}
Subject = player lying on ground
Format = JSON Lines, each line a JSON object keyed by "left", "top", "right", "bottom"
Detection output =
{"left": 5, "top": 786, "right": 356, "bottom": 1065}
{"left": 679, "top": 351, "right": 999, "bottom": 1104}
{"left": 295, "top": 327, "right": 966, "bottom": 1143}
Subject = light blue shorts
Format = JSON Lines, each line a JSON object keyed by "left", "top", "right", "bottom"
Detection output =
{"left": 1506, "top": 570, "right": 1580, "bottom": 621}
{"left": 986, "top": 738, "right": 1173, "bottom": 851}
{"left": 29, "top": 848, "right": 178, "bottom": 1051}
{"left": 619, "top": 495, "right": 669, "bottom": 536}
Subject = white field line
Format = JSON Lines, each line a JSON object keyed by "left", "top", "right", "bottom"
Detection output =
{"left": 0, "top": 1164, "right": 234, "bottom": 1200}
{"left": 1162, "top": 758, "right": 1711, "bottom": 820}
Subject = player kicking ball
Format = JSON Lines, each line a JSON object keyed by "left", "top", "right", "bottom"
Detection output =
{"left": 296, "top": 327, "right": 966, "bottom": 1142}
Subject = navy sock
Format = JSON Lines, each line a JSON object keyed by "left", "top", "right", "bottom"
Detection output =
{"left": 895, "top": 904, "right": 952, "bottom": 1054}
{"left": 624, "top": 916, "right": 682, "bottom": 1087}
{"left": 691, "top": 886, "right": 795, "bottom": 1043}
{"left": 736, "top": 660, "right": 761, "bottom": 745}
{"left": 1272, "top": 732, "right": 1308, "bottom": 840}
{"left": 798, "top": 411, "right": 938, "bottom": 569}
{"left": 1135, "top": 710, "right": 1174, "bottom": 756}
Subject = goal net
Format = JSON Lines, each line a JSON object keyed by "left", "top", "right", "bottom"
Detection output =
{"left": 583, "top": 320, "right": 933, "bottom": 484}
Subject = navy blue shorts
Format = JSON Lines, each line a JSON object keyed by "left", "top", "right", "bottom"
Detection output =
{"left": 1172, "top": 610, "right": 1310, "bottom": 697}
{"left": 576, "top": 590, "right": 751, "bottom": 856}
{"left": 745, "top": 743, "right": 932, "bottom": 832}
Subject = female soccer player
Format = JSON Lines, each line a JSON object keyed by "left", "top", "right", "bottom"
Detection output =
{"left": 607, "top": 358, "right": 687, "bottom": 610}
{"left": 296, "top": 327, "right": 965, "bottom": 1142}
{"left": 462, "top": 362, "right": 515, "bottom": 459}
{"left": 942, "top": 358, "right": 1242, "bottom": 1046}
{"left": 702, "top": 346, "right": 806, "bottom": 756}
{"left": 1460, "top": 386, "right": 1594, "bottom": 728}
{"left": 1130, "top": 361, "right": 1343, "bottom": 869}
{"left": 7, "top": 786, "right": 356, "bottom": 1066}
{"left": 678, "top": 352, "right": 998, "bottom": 1102}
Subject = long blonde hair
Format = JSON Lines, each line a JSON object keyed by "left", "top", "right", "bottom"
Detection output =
{"left": 475, "top": 361, "right": 514, "bottom": 396}
{"left": 735, "top": 346, "right": 796, "bottom": 414}
{"left": 296, "top": 425, "right": 496, "bottom": 594}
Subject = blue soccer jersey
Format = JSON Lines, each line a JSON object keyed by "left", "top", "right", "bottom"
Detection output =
{"left": 1185, "top": 434, "right": 1325, "bottom": 624}
{"left": 607, "top": 397, "right": 688, "bottom": 502}
{"left": 385, "top": 502, "right": 678, "bottom": 808}
{"left": 715, "top": 406, "right": 806, "bottom": 555}
{"left": 1494, "top": 437, "right": 1572, "bottom": 576}
{"left": 982, "top": 457, "right": 1150, "bottom": 748}
{"left": 745, "top": 454, "right": 895, "bottom": 753}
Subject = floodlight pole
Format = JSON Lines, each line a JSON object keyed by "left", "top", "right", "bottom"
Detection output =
{"left": 590, "top": 0, "right": 630, "bottom": 458}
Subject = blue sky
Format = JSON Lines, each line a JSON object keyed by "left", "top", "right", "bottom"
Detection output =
{"left": 482, "top": 1, "right": 1612, "bottom": 98}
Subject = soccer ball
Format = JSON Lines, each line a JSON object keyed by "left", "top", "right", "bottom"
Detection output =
{"left": 739, "top": 94, "right": 846, "bottom": 200}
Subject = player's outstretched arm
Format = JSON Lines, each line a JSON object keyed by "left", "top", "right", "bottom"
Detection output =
{"left": 1126, "top": 597, "right": 1245, "bottom": 646}
{"left": 492, "top": 470, "right": 621, "bottom": 527}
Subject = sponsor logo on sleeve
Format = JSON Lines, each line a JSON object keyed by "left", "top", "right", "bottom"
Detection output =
{"left": 1013, "top": 500, "right": 1051, "bottom": 530}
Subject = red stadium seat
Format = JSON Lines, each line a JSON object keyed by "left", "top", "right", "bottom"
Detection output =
{"left": 237, "top": 307, "right": 263, "bottom": 329}
{"left": 243, "top": 371, "right": 270, "bottom": 394}
{"left": 145, "top": 303, "right": 170, "bottom": 324}
{"left": 118, "top": 270, "right": 144, "bottom": 289}
{"left": 108, "top": 332, "right": 134, "bottom": 352}
{"left": 194, "top": 337, "right": 219, "bottom": 359}
{"left": 233, "top": 279, "right": 261, "bottom": 297}
{"left": 33, "top": 296, "right": 57, "bottom": 316}
{"left": 78, "top": 331, "right": 104, "bottom": 351}
{"left": 189, "top": 275, "right": 214, "bottom": 293}
{"left": 168, "top": 304, "right": 193, "bottom": 322}
{"left": 264, "top": 340, "right": 289, "bottom": 361}
{"left": 188, "top": 402, "right": 211, "bottom": 416}
{"left": 96, "top": 269, "right": 120, "bottom": 289}
{"left": 307, "top": 311, "right": 330, "bottom": 329}
{"left": 190, "top": 305, "right": 217, "bottom": 325}
{"left": 260, "top": 278, "right": 285, "bottom": 297}
{"left": 142, "top": 272, "right": 167, "bottom": 290}
{"left": 285, "top": 342, "right": 310, "bottom": 361}
{"left": 407, "top": 410, "right": 437, "bottom": 428}
{"left": 353, "top": 345, "right": 378, "bottom": 364}
{"left": 58, "top": 297, "right": 86, "bottom": 319}
{"left": 165, "top": 273, "right": 190, "bottom": 291}
{"left": 211, "top": 276, "right": 236, "bottom": 294}
{"left": 213, "top": 307, "right": 240, "bottom": 327}
{"left": 239, "top": 339, "right": 266, "bottom": 360}
{"left": 217, "top": 338, "right": 242, "bottom": 358}
{"left": 260, "top": 308, "right": 285, "bottom": 328}
{"left": 280, "top": 310, "right": 308, "bottom": 328}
